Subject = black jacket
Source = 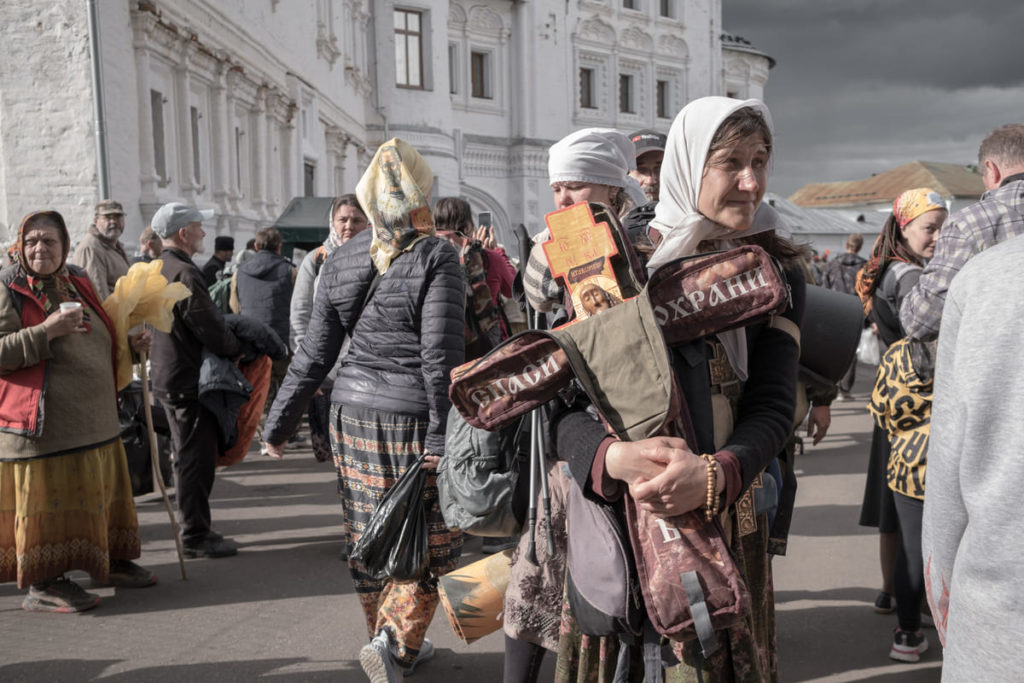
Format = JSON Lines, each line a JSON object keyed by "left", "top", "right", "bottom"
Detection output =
{"left": 263, "top": 229, "right": 465, "bottom": 454}
{"left": 236, "top": 251, "right": 293, "bottom": 344}
{"left": 201, "top": 255, "right": 227, "bottom": 287}
{"left": 150, "top": 247, "right": 241, "bottom": 400}
{"left": 821, "top": 252, "right": 866, "bottom": 295}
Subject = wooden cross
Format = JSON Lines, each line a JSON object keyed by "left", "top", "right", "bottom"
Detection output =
{"left": 541, "top": 202, "right": 624, "bottom": 320}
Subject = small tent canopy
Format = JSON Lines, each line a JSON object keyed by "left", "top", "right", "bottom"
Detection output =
{"left": 273, "top": 197, "right": 333, "bottom": 259}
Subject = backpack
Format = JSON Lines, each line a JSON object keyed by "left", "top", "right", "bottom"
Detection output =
{"left": 437, "top": 406, "right": 527, "bottom": 537}
{"left": 463, "top": 241, "right": 502, "bottom": 360}
{"left": 208, "top": 275, "right": 232, "bottom": 313}
{"left": 565, "top": 475, "right": 644, "bottom": 637}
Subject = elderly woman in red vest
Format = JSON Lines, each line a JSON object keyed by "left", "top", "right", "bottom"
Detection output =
{"left": 0, "top": 210, "right": 155, "bottom": 613}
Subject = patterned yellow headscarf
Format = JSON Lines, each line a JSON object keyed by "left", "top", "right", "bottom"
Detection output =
{"left": 856, "top": 187, "right": 943, "bottom": 316}
{"left": 893, "top": 187, "right": 945, "bottom": 228}
{"left": 356, "top": 138, "right": 435, "bottom": 275}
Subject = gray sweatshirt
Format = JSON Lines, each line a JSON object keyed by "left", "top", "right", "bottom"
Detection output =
{"left": 922, "top": 233, "right": 1024, "bottom": 680}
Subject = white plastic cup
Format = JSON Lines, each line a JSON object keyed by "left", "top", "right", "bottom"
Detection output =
{"left": 59, "top": 301, "right": 83, "bottom": 314}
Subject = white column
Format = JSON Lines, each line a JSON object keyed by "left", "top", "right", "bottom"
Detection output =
{"left": 174, "top": 42, "right": 195, "bottom": 200}
{"left": 253, "top": 86, "right": 269, "bottom": 217}
{"left": 135, "top": 47, "right": 158, "bottom": 199}
{"left": 211, "top": 62, "right": 231, "bottom": 211}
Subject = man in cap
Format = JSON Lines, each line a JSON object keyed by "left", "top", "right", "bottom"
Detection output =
{"left": 148, "top": 202, "right": 242, "bottom": 559}
{"left": 201, "top": 235, "right": 235, "bottom": 286}
{"left": 629, "top": 129, "right": 666, "bottom": 203}
{"left": 71, "top": 199, "right": 131, "bottom": 299}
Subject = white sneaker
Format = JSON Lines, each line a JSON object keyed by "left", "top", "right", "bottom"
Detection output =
{"left": 360, "top": 631, "right": 403, "bottom": 683}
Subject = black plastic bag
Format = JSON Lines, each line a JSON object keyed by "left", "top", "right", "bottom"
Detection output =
{"left": 350, "top": 453, "right": 430, "bottom": 582}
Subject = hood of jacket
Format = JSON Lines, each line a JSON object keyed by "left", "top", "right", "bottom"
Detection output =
{"left": 238, "top": 250, "right": 288, "bottom": 280}
{"left": 837, "top": 252, "right": 866, "bottom": 267}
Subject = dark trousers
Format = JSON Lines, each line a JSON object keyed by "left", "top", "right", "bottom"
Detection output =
{"left": 893, "top": 491, "right": 925, "bottom": 632}
{"left": 839, "top": 359, "right": 857, "bottom": 393}
{"left": 160, "top": 398, "right": 220, "bottom": 545}
{"left": 503, "top": 635, "right": 546, "bottom": 683}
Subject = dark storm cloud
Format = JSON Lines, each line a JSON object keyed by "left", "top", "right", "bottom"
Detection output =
{"left": 722, "top": 0, "right": 1024, "bottom": 195}
{"left": 725, "top": 1, "right": 1024, "bottom": 90}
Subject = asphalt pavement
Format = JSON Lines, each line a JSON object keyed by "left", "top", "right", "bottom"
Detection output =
{"left": 0, "top": 363, "right": 941, "bottom": 682}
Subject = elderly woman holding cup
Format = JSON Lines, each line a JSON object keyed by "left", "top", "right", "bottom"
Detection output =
{"left": 0, "top": 210, "right": 155, "bottom": 613}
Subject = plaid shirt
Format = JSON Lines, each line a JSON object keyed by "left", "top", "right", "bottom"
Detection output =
{"left": 901, "top": 176, "right": 1024, "bottom": 340}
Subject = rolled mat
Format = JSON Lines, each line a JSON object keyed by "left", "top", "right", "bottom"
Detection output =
{"left": 798, "top": 285, "right": 865, "bottom": 390}
{"left": 437, "top": 549, "right": 513, "bottom": 644}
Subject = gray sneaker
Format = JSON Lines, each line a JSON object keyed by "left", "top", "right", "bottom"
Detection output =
{"left": 398, "top": 639, "right": 434, "bottom": 676}
{"left": 22, "top": 577, "right": 100, "bottom": 613}
{"left": 360, "top": 630, "right": 403, "bottom": 683}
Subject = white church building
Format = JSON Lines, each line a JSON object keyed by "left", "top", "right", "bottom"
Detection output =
{"left": 0, "top": 0, "right": 772, "bottom": 250}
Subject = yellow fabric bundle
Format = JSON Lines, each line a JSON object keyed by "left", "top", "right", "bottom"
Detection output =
{"left": 103, "top": 260, "right": 191, "bottom": 390}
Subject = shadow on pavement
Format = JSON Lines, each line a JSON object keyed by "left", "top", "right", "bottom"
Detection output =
{"left": 777, "top": 588, "right": 941, "bottom": 683}
{"left": 1, "top": 651, "right": 513, "bottom": 683}
{"left": 788, "top": 503, "right": 875, "bottom": 537}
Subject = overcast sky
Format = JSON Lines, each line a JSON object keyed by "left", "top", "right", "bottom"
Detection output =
{"left": 721, "top": 0, "right": 1024, "bottom": 197}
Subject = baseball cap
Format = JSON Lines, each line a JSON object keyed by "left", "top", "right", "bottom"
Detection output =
{"left": 94, "top": 199, "right": 125, "bottom": 216}
{"left": 630, "top": 130, "right": 667, "bottom": 157}
{"left": 151, "top": 202, "right": 215, "bottom": 238}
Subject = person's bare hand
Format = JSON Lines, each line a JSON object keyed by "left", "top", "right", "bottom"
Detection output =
{"left": 129, "top": 328, "right": 154, "bottom": 355}
{"left": 807, "top": 405, "right": 831, "bottom": 445}
{"left": 473, "top": 225, "right": 497, "bottom": 250}
{"left": 43, "top": 307, "right": 86, "bottom": 341}
{"left": 263, "top": 442, "right": 285, "bottom": 459}
{"left": 604, "top": 437, "right": 678, "bottom": 486}
{"left": 421, "top": 454, "right": 441, "bottom": 470}
{"left": 628, "top": 438, "right": 716, "bottom": 518}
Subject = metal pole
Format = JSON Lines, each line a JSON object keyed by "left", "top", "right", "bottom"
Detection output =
{"left": 87, "top": 0, "right": 110, "bottom": 199}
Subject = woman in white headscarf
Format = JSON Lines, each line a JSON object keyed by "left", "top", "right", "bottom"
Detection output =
{"left": 522, "top": 128, "right": 647, "bottom": 316}
{"left": 550, "top": 98, "right": 807, "bottom": 682}
{"left": 503, "top": 127, "right": 648, "bottom": 682}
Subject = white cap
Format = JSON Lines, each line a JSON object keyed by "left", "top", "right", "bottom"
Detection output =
{"left": 151, "top": 202, "right": 215, "bottom": 237}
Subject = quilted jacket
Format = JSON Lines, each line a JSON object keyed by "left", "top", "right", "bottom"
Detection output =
{"left": 264, "top": 228, "right": 465, "bottom": 455}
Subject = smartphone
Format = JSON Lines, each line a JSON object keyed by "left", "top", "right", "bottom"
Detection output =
{"left": 478, "top": 211, "right": 492, "bottom": 229}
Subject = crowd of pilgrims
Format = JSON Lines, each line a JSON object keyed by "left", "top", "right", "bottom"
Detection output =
{"left": 3, "top": 95, "right": 1023, "bottom": 682}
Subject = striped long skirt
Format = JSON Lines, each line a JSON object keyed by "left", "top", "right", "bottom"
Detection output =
{"left": 330, "top": 403, "right": 463, "bottom": 667}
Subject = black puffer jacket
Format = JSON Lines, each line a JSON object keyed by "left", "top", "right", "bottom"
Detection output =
{"left": 263, "top": 229, "right": 465, "bottom": 454}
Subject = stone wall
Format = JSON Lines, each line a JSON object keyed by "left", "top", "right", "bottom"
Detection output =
{"left": 0, "top": 2, "right": 97, "bottom": 244}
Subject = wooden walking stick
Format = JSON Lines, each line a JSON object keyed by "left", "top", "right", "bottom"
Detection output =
{"left": 138, "top": 347, "right": 187, "bottom": 580}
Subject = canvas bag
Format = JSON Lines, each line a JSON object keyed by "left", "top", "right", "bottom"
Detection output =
{"left": 449, "top": 244, "right": 791, "bottom": 433}
{"left": 552, "top": 291, "right": 752, "bottom": 652}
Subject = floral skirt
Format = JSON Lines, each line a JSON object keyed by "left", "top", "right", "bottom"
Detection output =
{"left": 503, "top": 458, "right": 571, "bottom": 651}
{"left": 0, "top": 439, "right": 141, "bottom": 588}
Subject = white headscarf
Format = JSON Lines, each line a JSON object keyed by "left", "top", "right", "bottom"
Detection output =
{"left": 647, "top": 96, "right": 781, "bottom": 380}
{"left": 548, "top": 128, "right": 648, "bottom": 208}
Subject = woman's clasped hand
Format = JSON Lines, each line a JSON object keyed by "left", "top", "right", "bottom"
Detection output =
{"left": 605, "top": 436, "right": 724, "bottom": 517}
